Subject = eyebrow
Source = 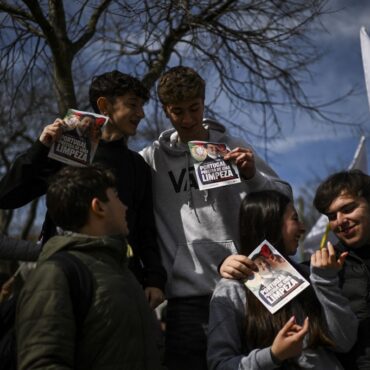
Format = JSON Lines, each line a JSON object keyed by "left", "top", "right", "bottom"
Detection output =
{"left": 326, "top": 201, "right": 358, "bottom": 216}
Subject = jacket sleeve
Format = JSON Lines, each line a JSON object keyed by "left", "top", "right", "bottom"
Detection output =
{"left": 0, "top": 140, "right": 62, "bottom": 209}
{"left": 16, "top": 261, "right": 75, "bottom": 370}
{"left": 128, "top": 156, "right": 167, "bottom": 291}
{"left": 310, "top": 265, "right": 359, "bottom": 352}
{"left": 355, "top": 317, "right": 370, "bottom": 369}
{"left": 207, "top": 280, "right": 279, "bottom": 370}
{"left": 0, "top": 234, "right": 41, "bottom": 261}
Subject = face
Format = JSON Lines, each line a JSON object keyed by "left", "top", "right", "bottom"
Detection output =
{"left": 325, "top": 191, "right": 370, "bottom": 248}
{"left": 103, "top": 188, "right": 129, "bottom": 236}
{"left": 78, "top": 116, "right": 94, "bottom": 135}
{"left": 206, "top": 144, "right": 218, "bottom": 158}
{"left": 108, "top": 93, "right": 145, "bottom": 137}
{"left": 164, "top": 98, "right": 207, "bottom": 143}
{"left": 281, "top": 203, "right": 306, "bottom": 256}
{"left": 253, "top": 256, "right": 271, "bottom": 276}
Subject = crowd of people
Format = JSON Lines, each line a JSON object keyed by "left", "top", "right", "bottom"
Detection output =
{"left": 0, "top": 66, "right": 369, "bottom": 370}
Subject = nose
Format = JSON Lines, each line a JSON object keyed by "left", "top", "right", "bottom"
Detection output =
{"left": 336, "top": 211, "right": 347, "bottom": 225}
{"left": 182, "top": 110, "right": 192, "bottom": 125}
{"left": 137, "top": 106, "right": 145, "bottom": 119}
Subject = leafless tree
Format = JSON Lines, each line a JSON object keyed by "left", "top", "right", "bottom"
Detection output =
{"left": 0, "top": 0, "right": 359, "bottom": 235}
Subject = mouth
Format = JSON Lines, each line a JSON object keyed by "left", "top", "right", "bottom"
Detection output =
{"left": 130, "top": 120, "right": 140, "bottom": 127}
{"left": 337, "top": 223, "right": 356, "bottom": 236}
{"left": 181, "top": 123, "right": 198, "bottom": 130}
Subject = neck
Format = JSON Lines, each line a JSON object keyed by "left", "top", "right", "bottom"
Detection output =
{"left": 178, "top": 126, "right": 209, "bottom": 143}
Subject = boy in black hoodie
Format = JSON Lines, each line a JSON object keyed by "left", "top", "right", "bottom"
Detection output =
{"left": 0, "top": 71, "right": 166, "bottom": 309}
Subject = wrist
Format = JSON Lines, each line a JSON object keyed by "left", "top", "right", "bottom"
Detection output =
{"left": 270, "top": 348, "right": 283, "bottom": 365}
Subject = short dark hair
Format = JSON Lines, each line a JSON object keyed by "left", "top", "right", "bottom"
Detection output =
{"left": 239, "top": 190, "right": 291, "bottom": 256}
{"left": 89, "top": 70, "right": 150, "bottom": 113}
{"left": 314, "top": 169, "right": 370, "bottom": 214}
{"left": 46, "top": 166, "right": 116, "bottom": 232}
{"left": 157, "top": 66, "right": 205, "bottom": 105}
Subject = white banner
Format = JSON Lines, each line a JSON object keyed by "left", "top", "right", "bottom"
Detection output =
{"left": 360, "top": 26, "right": 370, "bottom": 111}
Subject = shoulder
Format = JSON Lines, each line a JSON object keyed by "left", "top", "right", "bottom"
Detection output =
{"left": 18, "top": 259, "right": 70, "bottom": 305}
{"left": 212, "top": 278, "right": 246, "bottom": 308}
{"left": 128, "top": 148, "right": 150, "bottom": 168}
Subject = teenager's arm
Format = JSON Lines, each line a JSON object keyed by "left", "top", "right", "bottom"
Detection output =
{"left": 128, "top": 158, "right": 166, "bottom": 307}
{"left": 0, "top": 234, "right": 41, "bottom": 261}
{"left": 208, "top": 279, "right": 280, "bottom": 370}
{"left": 310, "top": 246, "right": 358, "bottom": 352}
{"left": 0, "top": 140, "right": 62, "bottom": 209}
{"left": 224, "top": 146, "right": 292, "bottom": 199}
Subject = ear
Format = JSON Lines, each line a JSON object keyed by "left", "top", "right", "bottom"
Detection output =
{"left": 91, "top": 197, "right": 106, "bottom": 217}
{"left": 97, "top": 97, "right": 111, "bottom": 116}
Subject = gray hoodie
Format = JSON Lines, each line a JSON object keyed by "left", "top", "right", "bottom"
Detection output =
{"left": 207, "top": 266, "right": 358, "bottom": 370}
{"left": 140, "top": 119, "right": 292, "bottom": 299}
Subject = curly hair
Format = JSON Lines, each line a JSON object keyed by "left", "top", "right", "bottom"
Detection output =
{"left": 89, "top": 70, "right": 149, "bottom": 113}
{"left": 157, "top": 66, "right": 205, "bottom": 105}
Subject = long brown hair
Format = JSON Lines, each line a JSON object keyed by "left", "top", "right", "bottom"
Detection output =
{"left": 239, "top": 191, "right": 334, "bottom": 357}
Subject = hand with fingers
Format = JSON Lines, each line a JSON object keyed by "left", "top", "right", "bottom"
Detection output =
{"left": 223, "top": 147, "right": 256, "bottom": 179}
{"left": 271, "top": 316, "right": 309, "bottom": 362}
{"left": 144, "top": 286, "right": 166, "bottom": 310}
{"left": 311, "top": 241, "right": 348, "bottom": 271}
{"left": 39, "top": 118, "right": 67, "bottom": 147}
{"left": 0, "top": 275, "right": 15, "bottom": 303}
{"left": 219, "top": 254, "right": 258, "bottom": 280}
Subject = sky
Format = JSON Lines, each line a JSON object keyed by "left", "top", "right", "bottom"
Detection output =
{"left": 7, "top": 0, "right": 370, "bottom": 234}
{"left": 257, "top": 0, "right": 370, "bottom": 198}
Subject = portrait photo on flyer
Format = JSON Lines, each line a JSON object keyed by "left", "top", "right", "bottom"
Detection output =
{"left": 48, "top": 109, "right": 109, "bottom": 167}
{"left": 244, "top": 240, "right": 310, "bottom": 314}
{"left": 188, "top": 140, "right": 241, "bottom": 191}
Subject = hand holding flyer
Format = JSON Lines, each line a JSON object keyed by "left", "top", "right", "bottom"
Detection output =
{"left": 48, "top": 109, "right": 109, "bottom": 167}
{"left": 188, "top": 141, "right": 241, "bottom": 190}
{"left": 244, "top": 240, "right": 310, "bottom": 314}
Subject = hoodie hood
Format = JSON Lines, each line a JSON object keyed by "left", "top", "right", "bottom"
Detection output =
{"left": 39, "top": 234, "right": 128, "bottom": 263}
{"left": 157, "top": 118, "right": 227, "bottom": 156}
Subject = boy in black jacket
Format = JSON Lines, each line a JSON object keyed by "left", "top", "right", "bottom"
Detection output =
{"left": 313, "top": 169, "right": 370, "bottom": 370}
{"left": 0, "top": 71, "right": 166, "bottom": 309}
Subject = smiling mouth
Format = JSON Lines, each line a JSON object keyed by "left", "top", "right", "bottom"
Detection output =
{"left": 337, "top": 223, "right": 356, "bottom": 235}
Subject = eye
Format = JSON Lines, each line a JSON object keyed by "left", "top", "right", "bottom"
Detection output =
{"left": 342, "top": 203, "right": 357, "bottom": 214}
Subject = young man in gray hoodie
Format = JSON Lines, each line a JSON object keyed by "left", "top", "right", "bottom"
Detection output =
{"left": 140, "top": 66, "right": 292, "bottom": 370}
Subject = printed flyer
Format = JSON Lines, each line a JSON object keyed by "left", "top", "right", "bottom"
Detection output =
{"left": 244, "top": 240, "right": 310, "bottom": 314}
{"left": 48, "top": 109, "right": 109, "bottom": 166}
{"left": 188, "top": 141, "right": 241, "bottom": 190}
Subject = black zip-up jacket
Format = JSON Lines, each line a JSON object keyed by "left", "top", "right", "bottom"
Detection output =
{"left": 335, "top": 242, "right": 370, "bottom": 370}
{"left": 0, "top": 139, "right": 166, "bottom": 290}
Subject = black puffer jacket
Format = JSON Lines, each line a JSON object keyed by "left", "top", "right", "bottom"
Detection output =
{"left": 16, "top": 234, "right": 162, "bottom": 370}
{"left": 336, "top": 242, "right": 370, "bottom": 370}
